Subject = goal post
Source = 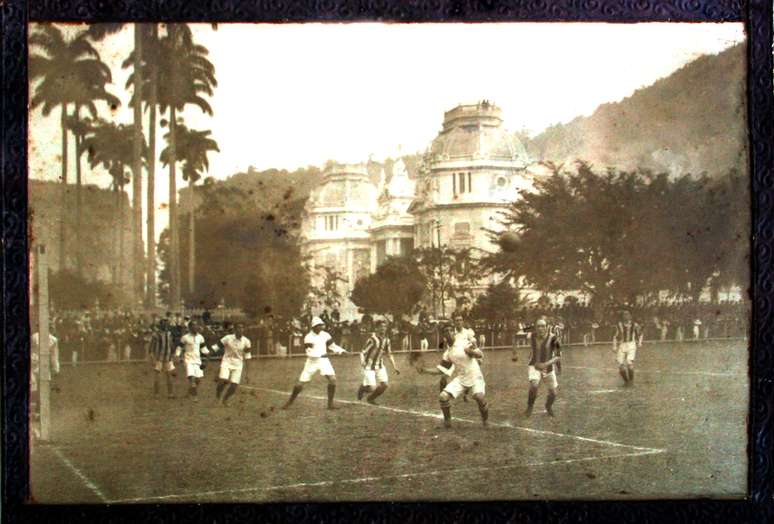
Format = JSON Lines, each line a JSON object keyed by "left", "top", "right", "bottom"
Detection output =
{"left": 34, "top": 244, "right": 52, "bottom": 442}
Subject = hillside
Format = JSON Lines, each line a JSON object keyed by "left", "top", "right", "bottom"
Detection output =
{"left": 529, "top": 43, "right": 747, "bottom": 177}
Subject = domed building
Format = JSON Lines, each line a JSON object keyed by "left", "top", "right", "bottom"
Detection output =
{"left": 300, "top": 101, "right": 535, "bottom": 320}
{"left": 300, "top": 163, "right": 377, "bottom": 319}
{"left": 409, "top": 100, "right": 532, "bottom": 252}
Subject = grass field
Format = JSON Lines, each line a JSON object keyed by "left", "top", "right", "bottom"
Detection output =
{"left": 29, "top": 339, "right": 748, "bottom": 503}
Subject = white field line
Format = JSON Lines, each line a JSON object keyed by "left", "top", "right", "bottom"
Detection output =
{"left": 244, "top": 386, "right": 664, "bottom": 454}
{"left": 563, "top": 365, "right": 744, "bottom": 377}
{"left": 52, "top": 447, "right": 109, "bottom": 503}
{"left": 105, "top": 448, "right": 663, "bottom": 504}
{"left": 588, "top": 389, "right": 619, "bottom": 394}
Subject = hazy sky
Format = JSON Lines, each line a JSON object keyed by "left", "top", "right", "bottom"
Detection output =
{"left": 28, "top": 22, "right": 745, "bottom": 240}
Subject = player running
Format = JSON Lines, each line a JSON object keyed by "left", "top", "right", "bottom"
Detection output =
{"left": 420, "top": 312, "right": 488, "bottom": 428}
{"left": 524, "top": 318, "right": 561, "bottom": 417}
{"left": 149, "top": 317, "right": 177, "bottom": 399}
{"left": 215, "top": 323, "right": 252, "bottom": 406}
{"left": 356, "top": 320, "right": 400, "bottom": 405}
{"left": 176, "top": 321, "right": 210, "bottom": 402}
{"left": 613, "top": 310, "right": 643, "bottom": 387}
{"left": 282, "top": 317, "right": 347, "bottom": 410}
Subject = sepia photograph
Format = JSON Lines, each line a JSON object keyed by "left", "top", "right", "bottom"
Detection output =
{"left": 27, "top": 21, "right": 750, "bottom": 503}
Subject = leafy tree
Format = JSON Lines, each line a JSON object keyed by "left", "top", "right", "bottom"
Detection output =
{"left": 413, "top": 246, "right": 482, "bottom": 318}
{"left": 470, "top": 279, "right": 525, "bottom": 321}
{"left": 482, "top": 161, "right": 747, "bottom": 306}
{"left": 47, "top": 269, "right": 128, "bottom": 310}
{"left": 310, "top": 267, "right": 348, "bottom": 312}
{"left": 161, "top": 184, "right": 310, "bottom": 319}
{"left": 351, "top": 256, "right": 426, "bottom": 321}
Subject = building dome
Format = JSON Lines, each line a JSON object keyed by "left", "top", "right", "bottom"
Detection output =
{"left": 428, "top": 101, "right": 529, "bottom": 164}
{"left": 307, "top": 163, "right": 376, "bottom": 212}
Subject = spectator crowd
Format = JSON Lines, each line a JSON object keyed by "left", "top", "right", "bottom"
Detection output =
{"left": 44, "top": 299, "right": 748, "bottom": 364}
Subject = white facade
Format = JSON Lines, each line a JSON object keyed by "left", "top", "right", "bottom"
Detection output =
{"left": 410, "top": 101, "right": 532, "bottom": 252}
{"left": 300, "top": 164, "right": 377, "bottom": 320}
{"left": 299, "top": 101, "right": 534, "bottom": 320}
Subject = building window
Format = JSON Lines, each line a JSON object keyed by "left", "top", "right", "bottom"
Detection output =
{"left": 454, "top": 172, "right": 472, "bottom": 196}
{"left": 324, "top": 215, "right": 339, "bottom": 231}
{"left": 454, "top": 222, "right": 471, "bottom": 237}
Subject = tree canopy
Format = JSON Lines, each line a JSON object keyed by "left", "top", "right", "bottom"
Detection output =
{"left": 351, "top": 256, "right": 426, "bottom": 321}
{"left": 482, "top": 162, "right": 748, "bottom": 306}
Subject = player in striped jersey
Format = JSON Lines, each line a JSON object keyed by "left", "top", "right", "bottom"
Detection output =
{"left": 149, "top": 318, "right": 177, "bottom": 399}
{"left": 525, "top": 318, "right": 561, "bottom": 417}
{"left": 356, "top": 321, "right": 400, "bottom": 405}
{"left": 613, "top": 310, "right": 643, "bottom": 386}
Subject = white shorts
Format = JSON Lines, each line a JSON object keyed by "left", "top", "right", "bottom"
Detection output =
{"left": 528, "top": 366, "right": 558, "bottom": 389}
{"left": 443, "top": 375, "right": 485, "bottom": 399}
{"left": 299, "top": 357, "right": 335, "bottom": 382}
{"left": 219, "top": 361, "right": 243, "bottom": 384}
{"left": 153, "top": 360, "right": 175, "bottom": 373}
{"left": 616, "top": 341, "right": 637, "bottom": 365}
{"left": 186, "top": 361, "right": 204, "bottom": 379}
{"left": 362, "top": 366, "right": 389, "bottom": 387}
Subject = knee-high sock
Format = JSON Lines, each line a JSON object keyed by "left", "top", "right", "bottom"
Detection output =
{"left": 153, "top": 373, "right": 160, "bottom": 395}
{"left": 546, "top": 390, "right": 556, "bottom": 410}
{"left": 439, "top": 397, "right": 451, "bottom": 423}
{"left": 477, "top": 398, "right": 489, "bottom": 423}
{"left": 619, "top": 367, "right": 629, "bottom": 382}
{"left": 367, "top": 384, "right": 387, "bottom": 401}
{"left": 223, "top": 383, "right": 237, "bottom": 402}
{"left": 527, "top": 387, "right": 537, "bottom": 408}
{"left": 216, "top": 380, "right": 226, "bottom": 399}
{"left": 628, "top": 368, "right": 634, "bottom": 383}
{"left": 286, "top": 384, "right": 302, "bottom": 406}
{"left": 327, "top": 383, "right": 336, "bottom": 407}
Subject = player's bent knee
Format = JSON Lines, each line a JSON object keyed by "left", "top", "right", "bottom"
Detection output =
{"left": 529, "top": 381, "right": 540, "bottom": 389}
{"left": 439, "top": 391, "right": 451, "bottom": 403}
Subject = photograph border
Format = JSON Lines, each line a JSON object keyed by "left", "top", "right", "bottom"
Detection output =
{"left": 3, "top": 0, "right": 772, "bottom": 521}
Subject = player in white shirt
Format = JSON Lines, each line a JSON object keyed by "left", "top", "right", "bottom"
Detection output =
{"left": 420, "top": 313, "right": 489, "bottom": 428}
{"left": 215, "top": 323, "right": 252, "bottom": 406}
{"left": 282, "top": 316, "right": 347, "bottom": 410}
{"left": 175, "top": 321, "right": 210, "bottom": 402}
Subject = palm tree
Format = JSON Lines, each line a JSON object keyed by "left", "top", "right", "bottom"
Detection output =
{"left": 81, "top": 120, "right": 147, "bottom": 287}
{"left": 30, "top": 24, "right": 117, "bottom": 272}
{"left": 154, "top": 24, "right": 217, "bottom": 307}
{"left": 89, "top": 23, "right": 150, "bottom": 304}
{"left": 160, "top": 123, "right": 219, "bottom": 295}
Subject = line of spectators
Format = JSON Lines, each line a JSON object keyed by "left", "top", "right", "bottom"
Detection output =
{"left": 47, "top": 299, "right": 748, "bottom": 363}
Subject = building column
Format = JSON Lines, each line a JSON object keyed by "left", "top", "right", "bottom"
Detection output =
{"left": 370, "top": 242, "right": 377, "bottom": 274}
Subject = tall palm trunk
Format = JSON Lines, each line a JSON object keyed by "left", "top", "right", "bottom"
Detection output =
{"left": 132, "top": 23, "right": 145, "bottom": 304}
{"left": 74, "top": 104, "right": 83, "bottom": 277}
{"left": 112, "top": 183, "right": 119, "bottom": 284}
{"left": 146, "top": 23, "right": 158, "bottom": 307}
{"left": 169, "top": 106, "right": 179, "bottom": 308}
{"left": 59, "top": 103, "right": 69, "bottom": 272}
{"left": 119, "top": 179, "right": 125, "bottom": 290}
{"left": 188, "top": 176, "right": 195, "bottom": 295}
